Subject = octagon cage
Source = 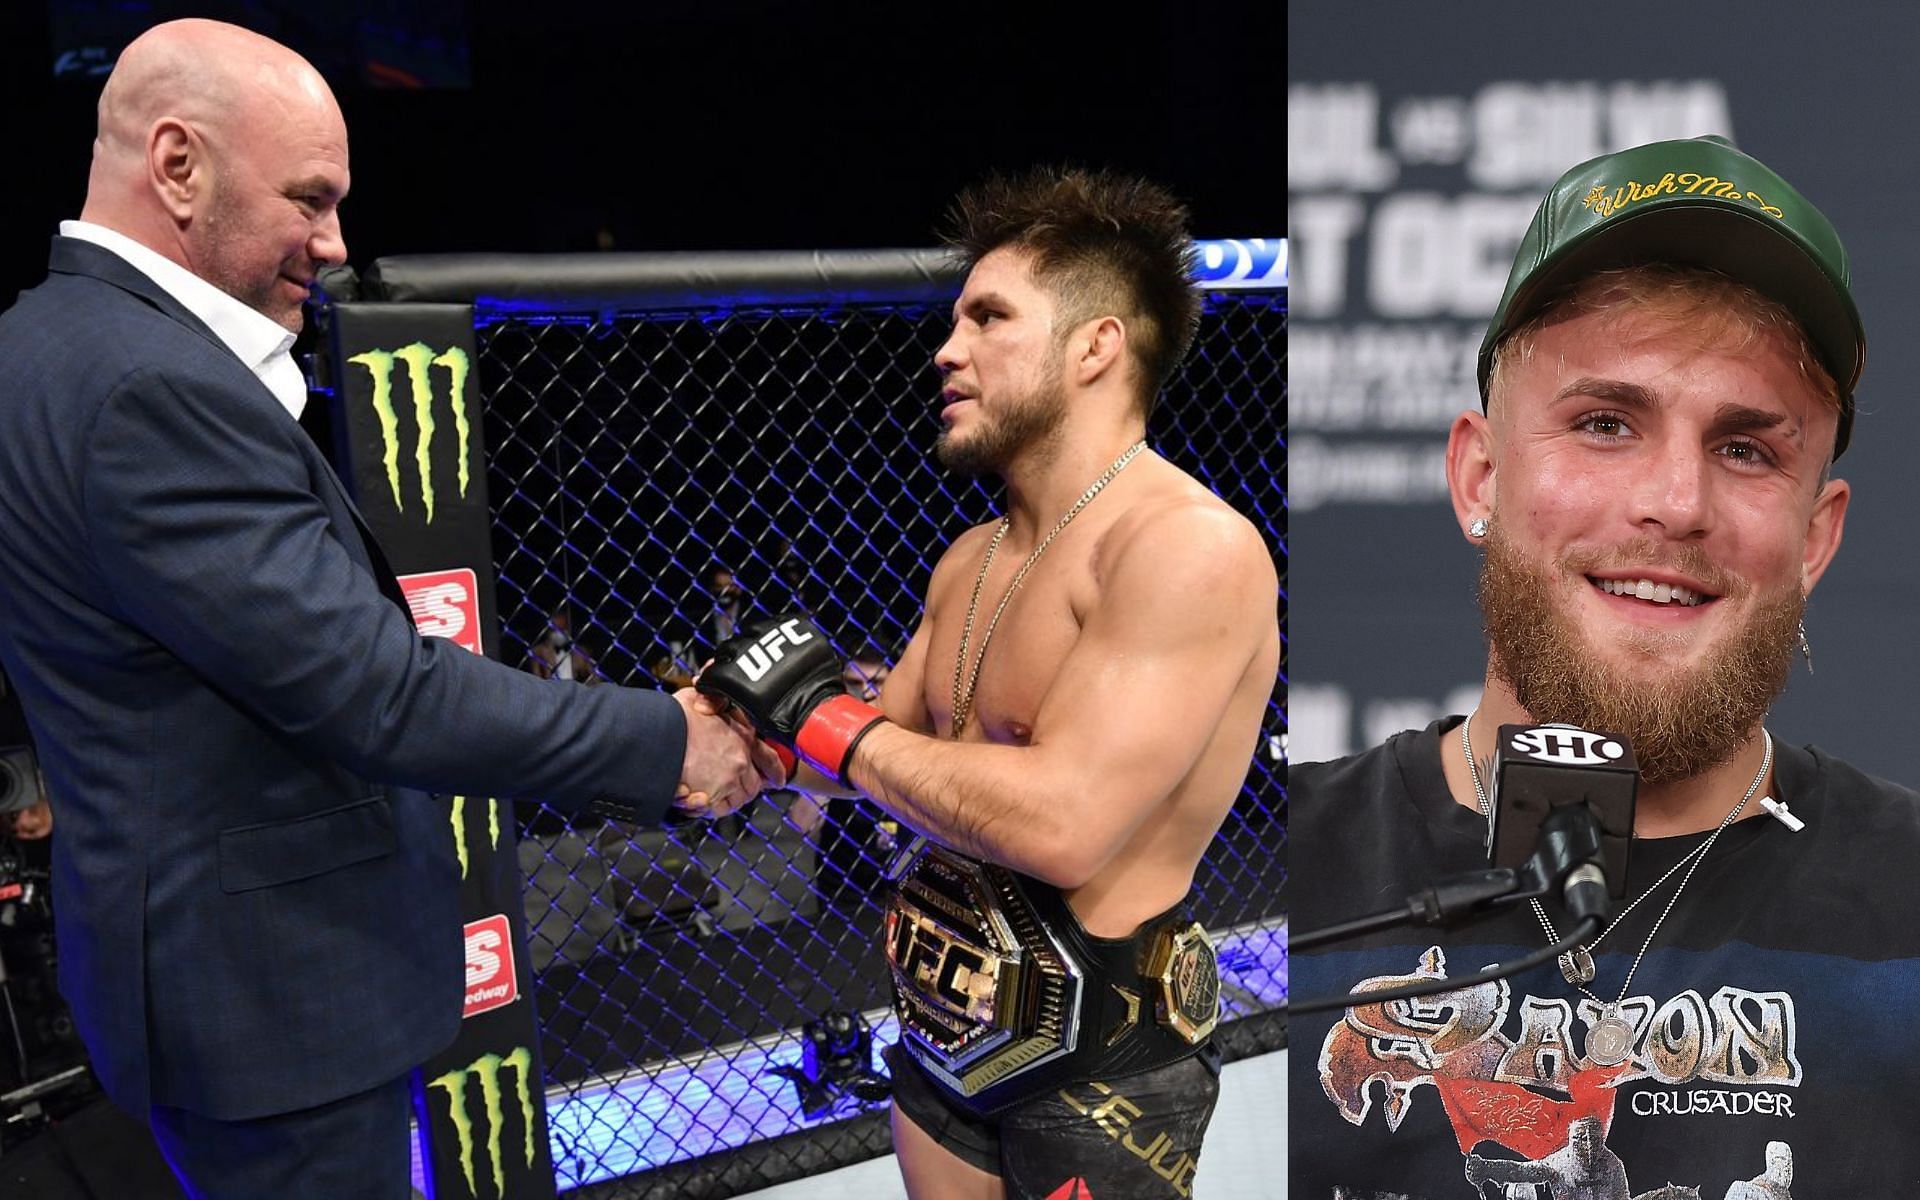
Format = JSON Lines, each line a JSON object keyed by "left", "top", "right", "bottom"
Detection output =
{"left": 314, "top": 243, "right": 1283, "bottom": 1198}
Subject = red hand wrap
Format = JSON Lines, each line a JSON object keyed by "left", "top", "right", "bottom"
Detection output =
{"left": 763, "top": 740, "right": 798, "bottom": 784}
{"left": 795, "top": 694, "right": 886, "bottom": 786}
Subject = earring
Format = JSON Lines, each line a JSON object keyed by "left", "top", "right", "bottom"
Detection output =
{"left": 1797, "top": 620, "right": 1813, "bottom": 674}
{"left": 1469, "top": 517, "right": 1489, "bottom": 539}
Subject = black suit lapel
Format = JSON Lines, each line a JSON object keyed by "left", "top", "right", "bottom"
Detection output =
{"left": 309, "top": 445, "right": 417, "bottom": 626}
{"left": 349, "top": 509, "right": 415, "bottom": 621}
{"left": 48, "top": 237, "right": 419, "bottom": 628}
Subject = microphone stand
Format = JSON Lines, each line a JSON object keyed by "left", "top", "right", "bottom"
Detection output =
{"left": 1286, "top": 805, "right": 1611, "bottom": 1016}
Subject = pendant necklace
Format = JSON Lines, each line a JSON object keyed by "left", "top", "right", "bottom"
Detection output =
{"left": 1460, "top": 711, "right": 1771, "bottom": 1067}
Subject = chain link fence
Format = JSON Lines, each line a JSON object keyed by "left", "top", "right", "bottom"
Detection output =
{"left": 441, "top": 267, "right": 1281, "bottom": 1196}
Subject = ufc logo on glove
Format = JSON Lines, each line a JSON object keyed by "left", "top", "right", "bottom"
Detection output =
{"left": 736, "top": 619, "right": 817, "bottom": 681}
{"left": 699, "top": 612, "right": 886, "bottom": 787}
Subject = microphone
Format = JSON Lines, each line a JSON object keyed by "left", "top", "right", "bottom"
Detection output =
{"left": 1284, "top": 722, "right": 1635, "bottom": 1013}
{"left": 1284, "top": 722, "right": 1639, "bottom": 1015}
{"left": 1529, "top": 809, "right": 1611, "bottom": 926}
{"left": 1562, "top": 863, "right": 1609, "bottom": 923}
{"left": 1490, "top": 723, "right": 1638, "bottom": 920}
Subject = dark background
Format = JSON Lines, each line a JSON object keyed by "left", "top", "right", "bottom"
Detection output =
{"left": 0, "top": 0, "right": 1276, "bottom": 308}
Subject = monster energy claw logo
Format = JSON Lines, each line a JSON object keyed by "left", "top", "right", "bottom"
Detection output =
{"left": 348, "top": 342, "right": 472, "bottom": 522}
{"left": 430, "top": 1046, "right": 537, "bottom": 1199}
{"left": 449, "top": 794, "right": 504, "bottom": 881}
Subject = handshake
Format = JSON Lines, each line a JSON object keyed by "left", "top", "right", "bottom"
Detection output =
{"left": 670, "top": 613, "right": 888, "bottom": 819}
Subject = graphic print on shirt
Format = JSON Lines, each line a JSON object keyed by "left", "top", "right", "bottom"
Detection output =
{"left": 1316, "top": 946, "right": 1801, "bottom": 1197}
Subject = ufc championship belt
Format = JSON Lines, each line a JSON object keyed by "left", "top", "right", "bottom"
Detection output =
{"left": 884, "top": 838, "right": 1219, "bottom": 1118}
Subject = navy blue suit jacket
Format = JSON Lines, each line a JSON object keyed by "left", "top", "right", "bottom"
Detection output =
{"left": 0, "top": 238, "right": 685, "bottom": 1120}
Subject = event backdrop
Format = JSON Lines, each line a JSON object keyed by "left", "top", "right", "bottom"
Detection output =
{"left": 1288, "top": 4, "right": 1920, "bottom": 783}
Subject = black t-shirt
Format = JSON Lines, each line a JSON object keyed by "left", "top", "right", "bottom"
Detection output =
{"left": 1289, "top": 717, "right": 1920, "bottom": 1197}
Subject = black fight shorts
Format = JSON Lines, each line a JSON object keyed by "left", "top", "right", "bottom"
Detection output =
{"left": 886, "top": 1040, "right": 1223, "bottom": 1199}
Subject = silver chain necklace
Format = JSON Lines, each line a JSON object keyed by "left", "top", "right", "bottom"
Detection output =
{"left": 1459, "top": 710, "right": 1771, "bottom": 1067}
{"left": 950, "top": 440, "right": 1148, "bottom": 737}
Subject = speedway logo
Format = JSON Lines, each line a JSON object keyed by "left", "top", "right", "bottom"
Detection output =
{"left": 463, "top": 914, "right": 518, "bottom": 1019}
{"left": 400, "top": 568, "right": 483, "bottom": 654}
{"left": 428, "top": 1047, "right": 538, "bottom": 1199}
{"left": 347, "top": 342, "right": 473, "bottom": 523}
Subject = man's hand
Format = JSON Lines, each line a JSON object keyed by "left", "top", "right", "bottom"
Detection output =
{"left": 8, "top": 798, "right": 51, "bottom": 841}
{"left": 672, "top": 687, "right": 786, "bottom": 819}
{"left": 695, "top": 613, "right": 886, "bottom": 786}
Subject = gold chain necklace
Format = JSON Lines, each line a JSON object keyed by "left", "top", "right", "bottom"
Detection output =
{"left": 949, "top": 440, "right": 1148, "bottom": 737}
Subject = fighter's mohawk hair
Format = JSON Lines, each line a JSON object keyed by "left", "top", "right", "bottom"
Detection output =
{"left": 942, "top": 165, "right": 1202, "bottom": 417}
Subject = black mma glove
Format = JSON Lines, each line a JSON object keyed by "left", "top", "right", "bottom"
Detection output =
{"left": 697, "top": 613, "right": 886, "bottom": 787}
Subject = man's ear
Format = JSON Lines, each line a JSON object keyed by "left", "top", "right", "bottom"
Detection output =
{"left": 149, "top": 118, "right": 200, "bottom": 224}
{"left": 1447, "top": 409, "right": 1497, "bottom": 543}
{"left": 1070, "top": 315, "right": 1126, "bottom": 388}
{"left": 1800, "top": 476, "right": 1850, "bottom": 595}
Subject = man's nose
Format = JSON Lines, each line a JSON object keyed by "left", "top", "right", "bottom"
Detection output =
{"left": 310, "top": 209, "right": 347, "bottom": 268}
{"left": 1630, "top": 440, "right": 1712, "bottom": 539}
{"left": 934, "top": 327, "right": 966, "bottom": 375}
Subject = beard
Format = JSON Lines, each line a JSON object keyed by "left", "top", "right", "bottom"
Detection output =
{"left": 1479, "top": 526, "right": 1803, "bottom": 784}
{"left": 197, "top": 190, "right": 302, "bottom": 332}
{"left": 936, "top": 372, "right": 1068, "bottom": 476}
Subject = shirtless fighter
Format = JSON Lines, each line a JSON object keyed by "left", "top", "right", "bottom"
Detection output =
{"left": 697, "top": 167, "right": 1280, "bottom": 1198}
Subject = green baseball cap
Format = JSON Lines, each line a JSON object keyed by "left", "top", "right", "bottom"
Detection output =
{"left": 1477, "top": 135, "right": 1865, "bottom": 456}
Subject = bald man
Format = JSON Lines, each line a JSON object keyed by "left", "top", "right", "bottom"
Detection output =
{"left": 0, "top": 20, "right": 774, "bottom": 1198}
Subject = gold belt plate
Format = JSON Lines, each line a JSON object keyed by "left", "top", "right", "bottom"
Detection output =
{"left": 884, "top": 898, "right": 1007, "bottom": 1028}
{"left": 884, "top": 841, "right": 1082, "bottom": 1096}
{"left": 1144, "top": 921, "right": 1219, "bottom": 1044}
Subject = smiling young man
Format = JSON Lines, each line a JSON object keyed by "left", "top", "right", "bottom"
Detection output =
{"left": 696, "top": 167, "right": 1280, "bottom": 1199}
{"left": 1290, "top": 137, "right": 1920, "bottom": 1193}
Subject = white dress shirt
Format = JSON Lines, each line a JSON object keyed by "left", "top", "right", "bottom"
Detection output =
{"left": 59, "top": 220, "right": 309, "bottom": 421}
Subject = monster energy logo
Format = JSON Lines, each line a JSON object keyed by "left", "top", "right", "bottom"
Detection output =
{"left": 429, "top": 1047, "right": 538, "bottom": 1199}
{"left": 449, "top": 794, "right": 504, "bottom": 881}
{"left": 348, "top": 342, "right": 472, "bottom": 522}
